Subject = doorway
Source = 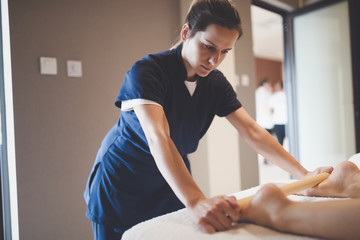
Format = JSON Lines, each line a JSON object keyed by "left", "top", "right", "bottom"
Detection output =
{"left": 251, "top": 5, "right": 291, "bottom": 184}
{"left": 252, "top": 0, "right": 359, "bottom": 184}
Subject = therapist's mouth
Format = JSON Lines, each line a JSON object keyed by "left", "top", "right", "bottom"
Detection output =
{"left": 201, "top": 65, "right": 212, "bottom": 71}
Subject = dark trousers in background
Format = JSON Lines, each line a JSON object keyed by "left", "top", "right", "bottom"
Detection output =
{"left": 274, "top": 124, "right": 285, "bottom": 146}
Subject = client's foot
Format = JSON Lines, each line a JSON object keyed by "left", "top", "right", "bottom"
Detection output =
{"left": 306, "top": 161, "right": 360, "bottom": 198}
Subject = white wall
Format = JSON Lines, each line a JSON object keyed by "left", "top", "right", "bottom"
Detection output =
{"left": 8, "top": 0, "right": 258, "bottom": 239}
{"left": 207, "top": 50, "right": 242, "bottom": 197}
{"left": 9, "top": 1, "right": 180, "bottom": 239}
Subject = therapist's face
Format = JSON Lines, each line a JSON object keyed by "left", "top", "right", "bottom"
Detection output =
{"left": 181, "top": 23, "right": 238, "bottom": 81}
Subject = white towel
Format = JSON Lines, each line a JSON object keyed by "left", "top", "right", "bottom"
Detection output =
{"left": 122, "top": 185, "right": 336, "bottom": 240}
{"left": 348, "top": 153, "right": 360, "bottom": 168}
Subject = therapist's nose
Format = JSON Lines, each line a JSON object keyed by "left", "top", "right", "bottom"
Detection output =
{"left": 209, "top": 51, "right": 221, "bottom": 67}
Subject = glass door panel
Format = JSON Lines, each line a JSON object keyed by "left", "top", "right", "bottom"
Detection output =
{"left": 293, "top": 1, "right": 356, "bottom": 170}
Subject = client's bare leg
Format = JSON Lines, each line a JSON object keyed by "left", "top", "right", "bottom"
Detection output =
{"left": 240, "top": 183, "right": 360, "bottom": 240}
{"left": 305, "top": 161, "right": 360, "bottom": 198}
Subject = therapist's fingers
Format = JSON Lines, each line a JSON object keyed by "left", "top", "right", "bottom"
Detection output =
{"left": 202, "top": 196, "right": 232, "bottom": 231}
{"left": 206, "top": 210, "right": 230, "bottom": 232}
{"left": 198, "top": 219, "right": 216, "bottom": 234}
{"left": 306, "top": 166, "right": 334, "bottom": 177}
{"left": 298, "top": 166, "right": 334, "bottom": 196}
{"left": 190, "top": 196, "right": 239, "bottom": 233}
{"left": 210, "top": 198, "right": 233, "bottom": 230}
{"left": 224, "top": 196, "right": 241, "bottom": 221}
{"left": 193, "top": 201, "right": 227, "bottom": 233}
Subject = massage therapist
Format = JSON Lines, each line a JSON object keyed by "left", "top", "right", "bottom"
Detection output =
{"left": 84, "top": 1, "right": 333, "bottom": 239}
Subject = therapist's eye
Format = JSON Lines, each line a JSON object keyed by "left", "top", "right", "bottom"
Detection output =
{"left": 204, "top": 44, "right": 216, "bottom": 51}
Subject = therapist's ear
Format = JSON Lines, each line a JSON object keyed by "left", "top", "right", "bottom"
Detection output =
{"left": 181, "top": 23, "right": 191, "bottom": 41}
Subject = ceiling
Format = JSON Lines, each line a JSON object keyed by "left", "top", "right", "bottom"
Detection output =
{"left": 250, "top": 0, "right": 326, "bottom": 61}
{"left": 251, "top": 5, "right": 284, "bottom": 61}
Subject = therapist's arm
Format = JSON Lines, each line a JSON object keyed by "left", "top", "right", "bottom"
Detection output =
{"left": 241, "top": 183, "right": 360, "bottom": 240}
{"left": 226, "top": 107, "right": 332, "bottom": 179}
{"left": 226, "top": 107, "right": 307, "bottom": 178}
{"left": 134, "top": 104, "right": 240, "bottom": 233}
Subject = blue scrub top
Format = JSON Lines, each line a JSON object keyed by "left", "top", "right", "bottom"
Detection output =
{"left": 84, "top": 44, "right": 242, "bottom": 231}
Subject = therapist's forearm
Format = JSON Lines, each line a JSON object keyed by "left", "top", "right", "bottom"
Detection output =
{"left": 134, "top": 105, "right": 205, "bottom": 207}
{"left": 247, "top": 125, "right": 308, "bottom": 178}
{"left": 226, "top": 108, "right": 307, "bottom": 179}
{"left": 147, "top": 133, "right": 206, "bottom": 207}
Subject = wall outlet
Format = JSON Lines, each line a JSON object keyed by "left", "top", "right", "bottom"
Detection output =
{"left": 67, "top": 60, "right": 82, "bottom": 77}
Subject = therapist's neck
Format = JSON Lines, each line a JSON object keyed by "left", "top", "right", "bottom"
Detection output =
{"left": 187, "top": 74, "right": 197, "bottom": 82}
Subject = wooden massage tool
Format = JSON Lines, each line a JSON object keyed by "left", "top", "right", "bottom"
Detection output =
{"left": 236, "top": 172, "right": 330, "bottom": 211}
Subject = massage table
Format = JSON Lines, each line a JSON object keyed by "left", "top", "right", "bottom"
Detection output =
{"left": 122, "top": 174, "right": 339, "bottom": 240}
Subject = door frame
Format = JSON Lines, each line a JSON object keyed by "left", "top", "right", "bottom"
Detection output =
{"left": 252, "top": 0, "right": 360, "bottom": 161}
{"left": 348, "top": 0, "right": 360, "bottom": 153}
{"left": 1, "top": 0, "right": 19, "bottom": 239}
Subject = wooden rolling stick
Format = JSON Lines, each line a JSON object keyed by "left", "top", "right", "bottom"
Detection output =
{"left": 236, "top": 172, "right": 330, "bottom": 211}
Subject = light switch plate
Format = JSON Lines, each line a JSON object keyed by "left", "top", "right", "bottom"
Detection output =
{"left": 67, "top": 60, "right": 82, "bottom": 77}
{"left": 241, "top": 74, "right": 250, "bottom": 87}
{"left": 40, "top": 57, "right": 57, "bottom": 75}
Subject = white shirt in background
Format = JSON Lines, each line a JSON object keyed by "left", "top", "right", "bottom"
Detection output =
{"left": 268, "top": 90, "right": 287, "bottom": 125}
{"left": 255, "top": 86, "right": 274, "bottom": 129}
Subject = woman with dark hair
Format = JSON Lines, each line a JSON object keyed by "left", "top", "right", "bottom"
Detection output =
{"left": 84, "top": 1, "right": 332, "bottom": 239}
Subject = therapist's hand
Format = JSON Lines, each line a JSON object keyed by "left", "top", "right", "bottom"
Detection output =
{"left": 297, "top": 166, "right": 333, "bottom": 196}
{"left": 305, "top": 166, "right": 334, "bottom": 177}
{"left": 189, "top": 195, "right": 240, "bottom": 234}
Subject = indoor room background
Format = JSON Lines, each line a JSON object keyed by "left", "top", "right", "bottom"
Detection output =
{"left": 7, "top": 0, "right": 256, "bottom": 239}
{"left": 2, "top": 0, "right": 358, "bottom": 239}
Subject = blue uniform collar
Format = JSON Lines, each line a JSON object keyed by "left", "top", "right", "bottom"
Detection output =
{"left": 175, "top": 43, "right": 188, "bottom": 82}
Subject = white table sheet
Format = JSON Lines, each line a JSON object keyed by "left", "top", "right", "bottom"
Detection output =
{"left": 123, "top": 184, "right": 338, "bottom": 240}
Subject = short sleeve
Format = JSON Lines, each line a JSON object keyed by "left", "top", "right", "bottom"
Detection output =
{"left": 213, "top": 71, "right": 242, "bottom": 117}
{"left": 115, "top": 57, "right": 166, "bottom": 109}
{"left": 121, "top": 99, "right": 162, "bottom": 111}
